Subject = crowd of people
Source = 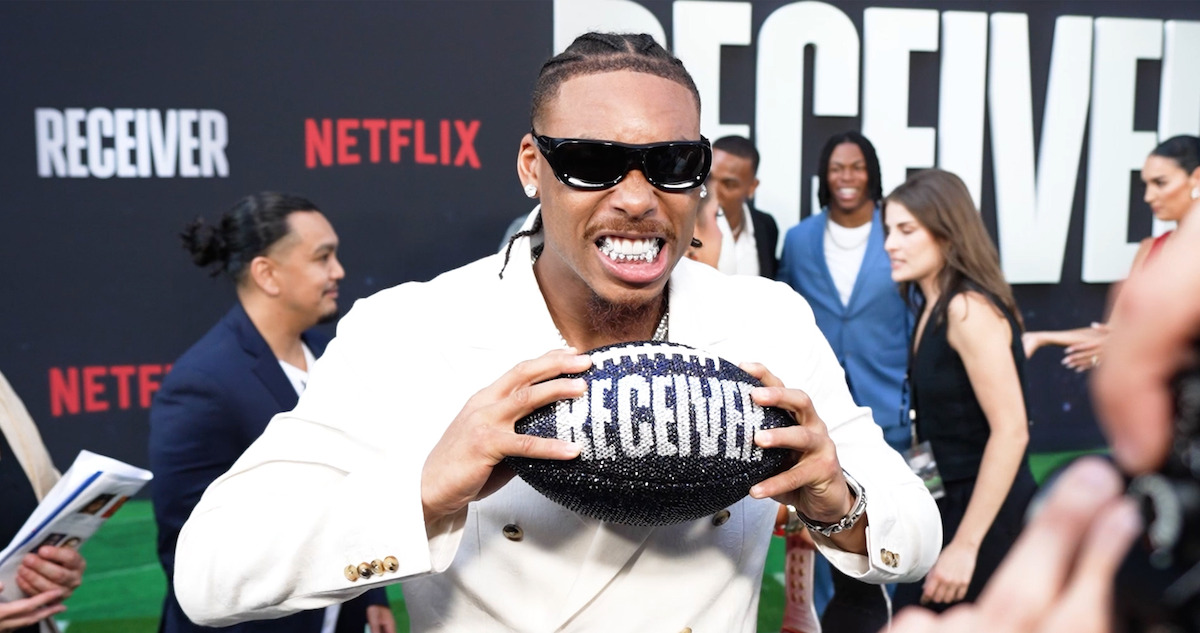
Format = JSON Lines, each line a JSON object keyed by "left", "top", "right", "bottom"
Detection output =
{"left": 2, "top": 29, "right": 1197, "bottom": 633}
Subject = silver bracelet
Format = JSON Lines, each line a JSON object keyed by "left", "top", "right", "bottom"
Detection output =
{"left": 792, "top": 469, "right": 867, "bottom": 538}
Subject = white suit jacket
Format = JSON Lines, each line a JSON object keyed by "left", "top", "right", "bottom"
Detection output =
{"left": 175, "top": 233, "right": 941, "bottom": 632}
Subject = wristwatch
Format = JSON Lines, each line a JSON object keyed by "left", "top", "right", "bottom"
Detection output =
{"left": 790, "top": 469, "right": 868, "bottom": 538}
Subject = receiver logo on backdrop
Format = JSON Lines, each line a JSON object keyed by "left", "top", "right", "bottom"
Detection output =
{"left": 35, "top": 108, "right": 229, "bottom": 178}
{"left": 305, "top": 118, "right": 481, "bottom": 169}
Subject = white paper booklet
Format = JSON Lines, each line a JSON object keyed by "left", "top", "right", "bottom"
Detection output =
{"left": 0, "top": 450, "right": 152, "bottom": 601}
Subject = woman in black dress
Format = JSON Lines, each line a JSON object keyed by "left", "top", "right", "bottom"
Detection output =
{"left": 882, "top": 169, "right": 1037, "bottom": 611}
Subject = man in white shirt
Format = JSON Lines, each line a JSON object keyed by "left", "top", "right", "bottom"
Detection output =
{"left": 173, "top": 35, "right": 940, "bottom": 633}
{"left": 711, "top": 135, "right": 779, "bottom": 278}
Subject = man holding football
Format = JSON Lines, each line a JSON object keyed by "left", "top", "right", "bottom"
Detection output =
{"left": 174, "top": 32, "right": 940, "bottom": 632}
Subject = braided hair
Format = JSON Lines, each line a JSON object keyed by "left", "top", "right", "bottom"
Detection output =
{"left": 501, "top": 33, "right": 701, "bottom": 279}
{"left": 530, "top": 32, "right": 700, "bottom": 129}
{"left": 181, "top": 192, "right": 320, "bottom": 283}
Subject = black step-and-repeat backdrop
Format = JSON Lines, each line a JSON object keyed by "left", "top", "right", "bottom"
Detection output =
{"left": 2, "top": 0, "right": 1197, "bottom": 472}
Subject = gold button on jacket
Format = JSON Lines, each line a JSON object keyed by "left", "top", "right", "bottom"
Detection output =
{"left": 502, "top": 523, "right": 523, "bottom": 541}
{"left": 383, "top": 555, "right": 399, "bottom": 572}
{"left": 344, "top": 564, "right": 360, "bottom": 582}
{"left": 711, "top": 509, "right": 731, "bottom": 526}
{"left": 357, "top": 562, "right": 374, "bottom": 579}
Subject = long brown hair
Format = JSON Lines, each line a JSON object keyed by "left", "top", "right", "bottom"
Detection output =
{"left": 884, "top": 169, "right": 1022, "bottom": 328}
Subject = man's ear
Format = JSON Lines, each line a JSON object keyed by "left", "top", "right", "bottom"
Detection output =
{"left": 517, "top": 133, "right": 541, "bottom": 196}
{"left": 748, "top": 177, "right": 760, "bottom": 200}
{"left": 248, "top": 255, "right": 280, "bottom": 297}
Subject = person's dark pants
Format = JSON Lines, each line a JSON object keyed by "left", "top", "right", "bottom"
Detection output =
{"left": 821, "top": 566, "right": 890, "bottom": 633}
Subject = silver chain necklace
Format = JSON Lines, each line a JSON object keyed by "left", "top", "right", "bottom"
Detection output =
{"left": 557, "top": 309, "right": 669, "bottom": 349}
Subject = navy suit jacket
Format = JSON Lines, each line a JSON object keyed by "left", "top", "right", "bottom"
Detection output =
{"left": 749, "top": 206, "right": 780, "bottom": 279}
{"left": 149, "top": 304, "right": 385, "bottom": 633}
{"left": 778, "top": 209, "right": 912, "bottom": 452}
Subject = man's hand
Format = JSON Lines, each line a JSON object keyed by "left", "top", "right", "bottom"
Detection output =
{"left": 421, "top": 349, "right": 592, "bottom": 524}
{"left": 742, "top": 363, "right": 862, "bottom": 552}
{"left": 15, "top": 546, "right": 84, "bottom": 601}
{"left": 890, "top": 458, "right": 1139, "bottom": 633}
{"left": 366, "top": 604, "right": 396, "bottom": 633}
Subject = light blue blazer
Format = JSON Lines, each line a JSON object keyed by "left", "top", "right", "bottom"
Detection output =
{"left": 778, "top": 209, "right": 912, "bottom": 452}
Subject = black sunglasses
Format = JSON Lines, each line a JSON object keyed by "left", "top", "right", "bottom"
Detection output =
{"left": 531, "top": 129, "right": 711, "bottom": 192}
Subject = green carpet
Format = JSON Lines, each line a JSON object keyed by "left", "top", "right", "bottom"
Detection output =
{"left": 56, "top": 449, "right": 1101, "bottom": 632}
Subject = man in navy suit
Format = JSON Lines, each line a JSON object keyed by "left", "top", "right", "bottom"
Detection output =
{"left": 149, "top": 193, "right": 394, "bottom": 633}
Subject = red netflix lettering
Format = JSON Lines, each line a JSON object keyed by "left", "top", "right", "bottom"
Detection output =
{"left": 336, "top": 119, "right": 360, "bottom": 165}
{"left": 49, "top": 368, "right": 80, "bottom": 416}
{"left": 439, "top": 120, "right": 451, "bottom": 165}
{"left": 109, "top": 365, "right": 136, "bottom": 409}
{"left": 82, "top": 366, "right": 109, "bottom": 412}
{"left": 390, "top": 119, "right": 411, "bottom": 162}
{"left": 413, "top": 120, "right": 437, "bottom": 164}
{"left": 305, "top": 119, "right": 332, "bottom": 168}
{"left": 362, "top": 119, "right": 387, "bottom": 163}
{"left": 138, "top": 365, "right": 164, "bottom": 408}
{"left": 47, "top": 363, "right": 172, "bottom": 417}
{"left": 454, "top": 120, "right": 481, "bottom": 168}
{"left": 304, "top": 118, "right": 481, "bottom": 169}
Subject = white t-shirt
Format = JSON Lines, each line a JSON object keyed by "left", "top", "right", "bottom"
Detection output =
{"left": 280, "top": 341, "right": 344, "bottom": 632}
{"left": 278, "top": 342, "right": 318, "bottom": 396}
{"left": 824, "top": 220, "right": 872, "bottom": 306}
{"left": 716, "top": 203, "right": 760, "bottom": 276}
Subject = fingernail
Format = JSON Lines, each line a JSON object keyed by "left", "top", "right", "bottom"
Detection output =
{"left": 1067, "top": 458, "right": 1122, "bottom": 495}
{"left": 753, "top": 429, "right": 771, "bottom": 446}
{"left": 749, "top": 485, "right": 764, "bottom": 498}
{"left": 1113, "top": 500, "right": 1142, "bottom": 535}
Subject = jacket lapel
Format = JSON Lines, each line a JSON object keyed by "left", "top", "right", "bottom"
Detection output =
{"left": 809, "top": 213, "right": 846, "bottom": 315}
{"left": 552, "top": 260, "right": 749, "bottom": 627}
{"left": 459, "top": 227, "right": 561, "bottom": 356}
{"left": 845, "top": 209, "right": 886, "bottom": 315}
{"left": 226, "top": 304, "right": 299, "bottom": 411}
{"left": 478, "top": 227, "right": 684, "bottom": 628}
{"left": 666, "top": 259, "right": 732, "bottom": 351}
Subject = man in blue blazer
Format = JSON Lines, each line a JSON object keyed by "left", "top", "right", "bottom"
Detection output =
{"left": 149, "top": 193, "right": 393, "bottom": 633}
{"left": 778, "top": 133, "right": 911, "bottom": 633}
